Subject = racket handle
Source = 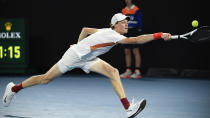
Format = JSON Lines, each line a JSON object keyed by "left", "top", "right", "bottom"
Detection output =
{"left": 171, "top": 35, "right": 179, "bottom": 39}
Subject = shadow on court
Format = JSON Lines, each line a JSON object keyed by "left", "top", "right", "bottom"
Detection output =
{"left": 3, "top": 115, "right": 31, "bottom": 118}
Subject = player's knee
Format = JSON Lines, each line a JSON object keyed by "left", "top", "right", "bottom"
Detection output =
{"left": 109, "top": 68, "right": 119, "bottom": 78}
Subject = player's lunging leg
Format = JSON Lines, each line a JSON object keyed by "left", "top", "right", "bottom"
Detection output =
{"left": 90, "top": 59, "right": 146, "bottom": 118}
{"left": 22, "top": 63, "right": 62, "bottom": 88}
{"left": 2, "top": 63, "right": 62, "bottom": 107}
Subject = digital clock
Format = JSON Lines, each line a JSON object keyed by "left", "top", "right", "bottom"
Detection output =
{"left": 0, "top": 19, "right": 28, "bottom": 73}
{"left": 0, "top": 46, "right": 21, "bottom": 59}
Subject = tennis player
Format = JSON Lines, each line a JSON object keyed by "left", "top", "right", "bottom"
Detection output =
{"left": 2, "top": 13, "right": 171, "bottom": 118}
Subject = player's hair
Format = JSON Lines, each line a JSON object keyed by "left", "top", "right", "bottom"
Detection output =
{"left": 110, "top": 24, "right": 114, "bottom": 29}
{"left": 110, "top": 22, "right": 119, "bottom": 29}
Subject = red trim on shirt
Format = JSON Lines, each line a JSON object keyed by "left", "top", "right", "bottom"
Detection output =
{"left": 90, "top": 42, "right": 115, "bottom": 51}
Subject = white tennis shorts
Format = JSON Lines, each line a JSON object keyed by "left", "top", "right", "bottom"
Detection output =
{"left": 58, "top": 48, "right": 100, "bottom": 74}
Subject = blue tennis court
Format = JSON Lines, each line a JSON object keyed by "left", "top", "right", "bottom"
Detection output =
{"left": 0, "top": 75, "right": 209, "bottom": 118}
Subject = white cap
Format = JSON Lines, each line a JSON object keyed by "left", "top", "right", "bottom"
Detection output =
{"left": 111, "top": 13, "right": 130, "bottom": 26}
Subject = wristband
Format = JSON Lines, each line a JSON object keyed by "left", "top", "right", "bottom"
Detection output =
{"left": 153, "top": 32, "right": 163, "bottom": 40}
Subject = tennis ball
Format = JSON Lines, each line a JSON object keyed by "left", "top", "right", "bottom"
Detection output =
{"left": 192, "top": 20, "right": 198, "bottom": 27}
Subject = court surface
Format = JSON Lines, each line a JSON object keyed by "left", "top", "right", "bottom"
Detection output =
{"left": 0, "top": 74, "right": 209, "bottom": 118}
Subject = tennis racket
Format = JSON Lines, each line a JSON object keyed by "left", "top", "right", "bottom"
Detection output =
{"left": 171, "top": 26, "right": 210, "bottom": 43}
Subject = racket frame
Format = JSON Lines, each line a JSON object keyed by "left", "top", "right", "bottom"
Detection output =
{"left": 171, "top": 28, "right": 198, "bottom": 39}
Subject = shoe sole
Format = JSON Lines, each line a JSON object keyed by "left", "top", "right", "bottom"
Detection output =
{"left": 128, "top": 99, "right": 146, "bottom": 118}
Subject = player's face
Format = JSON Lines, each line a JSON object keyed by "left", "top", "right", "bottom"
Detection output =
{"left": 125, "top": 0, "right": 132, "bottom": 5}
{"left": 114, "top": 19, "right": 128, "bottom": 34}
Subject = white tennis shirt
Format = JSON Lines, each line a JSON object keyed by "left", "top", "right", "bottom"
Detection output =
{"left": 71, "top": 28, "right": 126, "bottom": 60}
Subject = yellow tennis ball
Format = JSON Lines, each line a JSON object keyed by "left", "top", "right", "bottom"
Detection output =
{"left": 192, "top": 20, "right": 198, "bottom": 27}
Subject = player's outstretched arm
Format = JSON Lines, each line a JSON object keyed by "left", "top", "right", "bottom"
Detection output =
{"left": 77, "top": 27, "right": 98, "bottom": 43}
{"left": 118, "top": 33, "right": 171, "bottom": 44}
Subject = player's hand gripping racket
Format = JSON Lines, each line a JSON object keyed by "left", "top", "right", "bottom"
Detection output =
{"left": 171, "top": 26, "right": 210, "bottom": 43}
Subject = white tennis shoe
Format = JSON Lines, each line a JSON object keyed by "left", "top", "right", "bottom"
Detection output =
{"left": 2, "top": 82, "right": 16, "bottom": 107}
{"left": 126, "top": 98, "right": 146, "bottom": 118}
